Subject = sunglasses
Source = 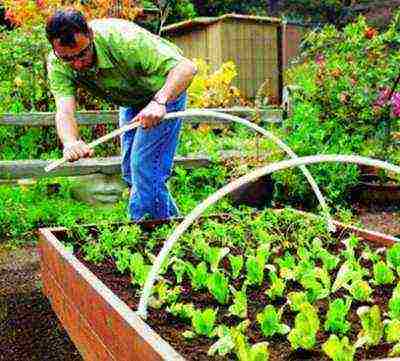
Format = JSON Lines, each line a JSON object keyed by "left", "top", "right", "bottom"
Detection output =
{"left": 54, "top": 41, "right": 93, "bottom": 63}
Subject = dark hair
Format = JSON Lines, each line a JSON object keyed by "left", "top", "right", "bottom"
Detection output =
{"left": 46, "top": 9, "right": 89, "bottom": 46}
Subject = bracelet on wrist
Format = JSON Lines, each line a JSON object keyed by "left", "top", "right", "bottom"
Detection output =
{"left": 152, "top": 98, "right": 167, "bottom": 106}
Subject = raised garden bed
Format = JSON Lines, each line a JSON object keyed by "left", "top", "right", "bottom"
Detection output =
{"left": 39, "top": 209, "right": 400, "bottom": 361}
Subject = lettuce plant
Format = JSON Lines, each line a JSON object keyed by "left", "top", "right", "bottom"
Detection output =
{"left": 387, "top": 243, "right": 400, "bottom": 271}
{"left": 207, "top": 271, "right": 230, "bottom": 304}
{"left": 355, "top": 305, "right": 383, "bottom": 348}
{"left": 229, "top": 254, "right": 244, "bottom": 279}
{"left": 388, "top": 284, "right": 400, "bottom": 320}
{"left": 373, "top": 261, "right": 394, "bottom": 285}
{"left": 324, "top": 298, "right": 351, "bottom": 335}
{"left": 276, "top": 252, "right": 296, "bottom": 280}
{"left": 232, "top": 329, "right": 269, "bottom": 361}
{"left": 300, "top": 268, "right": 330, "bottom": 303}
{"left": 114, "top": 247, "right": 132, "bottom": 273}
{"left": 186, "top": 261, "right": 208, "bottom": 290}
{"left": 288, "top": 303, "right": 320, "bottom": 350}
{"left": 256, "top": 305, "right": 290, "bottom": 338}
{"left": 266, "top": 271, "right": 285, "bottom": 300}
{"left": 287, "top": 291, "right": 308, "bottom": 312}
{"left": 349, "top": 279, "right": 373, "bottom": 302}
{"left": 207, "top": 246, "right": 230, "bottom": 273}
{"left": 191, "top": 308, "right": 218, "bottom": 337}
{"left": 167, "top": 302, "right": 194, "bottom": 320}
{"left": 228, "top": 287, "right": 247, "bottom": 319}
{"left": 129, "top": 252, "right": 151, "bottom": 287}
{"left": 245, "top": 255, "right": 265, "bottom": 286}
{"left": 322, "top": 335, "right": 356, "bottom": 361}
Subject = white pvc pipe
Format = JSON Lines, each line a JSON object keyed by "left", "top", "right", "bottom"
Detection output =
{"left": 137, "top": 154, "right": 400, "bottom": 319}
{"left": 45, "top": 109, "right": 334, "bottom": 231}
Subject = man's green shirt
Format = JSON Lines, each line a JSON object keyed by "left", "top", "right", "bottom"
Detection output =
{"left": 47, "top": 18, "right": 184, "bottom": 109}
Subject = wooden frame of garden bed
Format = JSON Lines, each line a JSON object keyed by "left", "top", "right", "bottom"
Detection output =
{"left": 38, "top": 214, "right": 400, "bottom": 361}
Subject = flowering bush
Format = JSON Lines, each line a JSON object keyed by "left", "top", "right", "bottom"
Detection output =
{"left": 272, "top": 14, "right": 400, "bottom": 206}
{"left": 3, "top": 0, "right": 143, "bottom": 29}
{"left": 187, "top": 59, "right": 249, "bottom": 109}
{"left": 286, "top": 14, "right": 400, "bottom": 142}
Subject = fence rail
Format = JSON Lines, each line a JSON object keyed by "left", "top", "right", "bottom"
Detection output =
{"left": 0, "top": 107, "right": 282, "bottom": 126}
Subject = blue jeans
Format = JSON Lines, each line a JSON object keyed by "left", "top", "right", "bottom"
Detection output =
{"left": 119, "top": 92, "right": 186, "bottom": 221}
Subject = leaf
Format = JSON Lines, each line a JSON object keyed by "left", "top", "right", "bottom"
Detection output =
{"left": 229, "top": 254, "right": 244, "bottom": 279}
{"left": 373, "top": 261, "right": 394, "bottom": 285}
{"left": 266, "top": 272, "right": 285, "bottom": 300}
{"left": 208, "top": 335, "right": 235, "bottom": 357}
{"left": 385, "top": 319, "right": 400, "bottom": 343}
{"left": 349, "top": 280, "right": 372, "bottom": 302}
{"left": 192, "top": 308, "right": 217, "bottom": 337}
{"left": 324, "top": 298, "right": 351, "bottom": 335}
{"left": 355, "top": 305, "right": 383, "bottom": 348}
{"left": 246, "top": 255, "right": 264, "bottom": 286}
{"left": 387, "top": 243, "right": 400, "bottom": 269}
{"left": 187, "top": 261, "right": 208, "bottom": 290}
{"left": 208, "top": 247, "right": 230, "bottom": 273}
{"left": 257, "top": 305, "right": 290, "bottom": 338}
{"left": 322, "top": 335, "right": 356, "bottom": 361}
{"left": 228, "top": 288, "right": 248, "bottom": 318}
{"left": 207, "top": 271, "right": 230, "bottom": 304}
{"left": 288, "top": 303, "right": 320, "bottom": 350}
{"left": 287, "top": 291, "right": 308, "bottom": 312}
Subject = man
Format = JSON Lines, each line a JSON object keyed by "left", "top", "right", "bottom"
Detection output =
{"left": 46, "top": 9, "right": 197, "bottom": 221}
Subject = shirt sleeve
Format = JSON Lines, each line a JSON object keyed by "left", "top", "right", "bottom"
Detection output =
{"left": 117, "top": 27, "right": 185, "bottom": 77}
{"left": 47, "top": 53, "right": 76, "bottom": 100}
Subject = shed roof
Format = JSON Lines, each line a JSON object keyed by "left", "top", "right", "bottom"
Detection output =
{"left": 162, "top": 13, "right": 282, "bottom": 35}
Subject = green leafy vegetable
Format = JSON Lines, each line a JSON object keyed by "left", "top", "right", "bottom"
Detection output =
{"left": 355, "top": 305, "right": 383, "bottom": 348}
{"left": 288, "top": 303, "right": 320, "bottom": 350}
{"left": 229, "top": 254, "right": 244, "bottom": 279}
{"left": 324, "top": 298, "right": 351, "bottom": 335}
{"left": 191, "top": 308, "right": 217, "bottom": 337}
{"left": 207, "top": 271, "right": 230, "bottom": 304}
{"left": 266, "top": 271, "right": 285, "bottom": 300}
{"left": 373, "top": 261, "right": 394, "bottom": 285}
{"left": 287, "top": 291, "right": 308, "bottom": 312}
{"left": 186, "top": 261, "right": 208, "bottom": 290}
{"left": 228, "top": 287, "right": 248, "bottom": 318}
{"left": 322, "top": 335, "right": 356, "bottom": 361}
{"left": 256, "top": 305, "right": 290, "bottom": 338}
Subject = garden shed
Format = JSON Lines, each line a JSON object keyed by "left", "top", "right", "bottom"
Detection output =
{"left": 162, "top": 14, "right": 283, "bottom": 103}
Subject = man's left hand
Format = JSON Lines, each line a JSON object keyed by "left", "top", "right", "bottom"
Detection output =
{"left": 136, "top": 100, "right": 167, "bottom": 129}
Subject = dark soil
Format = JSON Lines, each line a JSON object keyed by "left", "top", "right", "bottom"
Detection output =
{"left": 72, "top": 232, "right": 394, "bottom": 361}
{"left": 0, "top": 244, "right": 82, "bottom": 361}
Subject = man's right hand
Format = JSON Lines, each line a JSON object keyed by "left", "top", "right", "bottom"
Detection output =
{"left": 63, "top": 139, "right": 94, "bottom": 162}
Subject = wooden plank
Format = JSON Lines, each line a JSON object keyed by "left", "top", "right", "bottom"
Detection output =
{"left": 41, "top": 270, "right": 117, "bottom": 361}
{"left": 39, "top": 229, "right": 184, "bottom": 361}
{"left": 0, "top": 155, "right": 209, "bottom": 179}
{"left": 0, "top": 150, "right": 249, "bottom": 180}
{"left": 0, "top": 107, "right": 281, "bottom": 126}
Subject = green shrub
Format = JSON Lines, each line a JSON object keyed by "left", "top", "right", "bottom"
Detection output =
{"left": 274, "top": 14, "right": 400, "bottom": 206}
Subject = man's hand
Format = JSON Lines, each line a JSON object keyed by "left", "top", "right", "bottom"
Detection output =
{"left": 63, "top": 139, "right": 94, "bottom": 162}
{"left": 136, "top": 100, "right": 167, "bottom": 129}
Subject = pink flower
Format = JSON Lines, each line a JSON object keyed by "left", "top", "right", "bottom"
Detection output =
{"left": 315, "top": 53, "right": 325, "bottom": 66}
{"left": 375, "top": 87, "right": 391, "bottom": 107}
{"left": 391, "top": 92, "right": 400, "bottom": 118}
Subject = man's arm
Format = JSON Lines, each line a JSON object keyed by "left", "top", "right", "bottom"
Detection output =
{"left": 153, "top": 58, "right": 197, "bottom": 105}
{"left": 137, "top": 58, "right": 197, "bottom": 129}
{"left": 55, "top": 96, "right": 93, "bottom": 161}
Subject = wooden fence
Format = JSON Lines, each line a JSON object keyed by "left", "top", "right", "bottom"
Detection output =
{"left": 0, "top": 107, "right": 282, "bottom": 181}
